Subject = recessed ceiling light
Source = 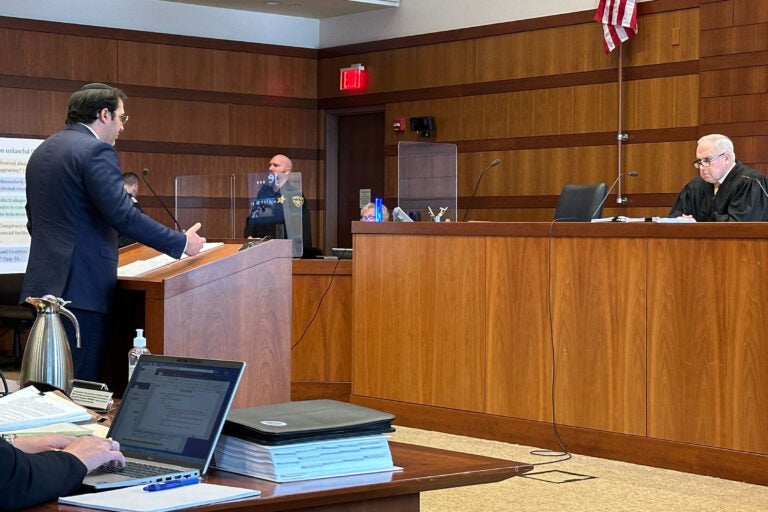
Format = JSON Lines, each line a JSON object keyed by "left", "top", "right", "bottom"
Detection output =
{"left": 264, "top": 1, "right": 280, "bottom": 5}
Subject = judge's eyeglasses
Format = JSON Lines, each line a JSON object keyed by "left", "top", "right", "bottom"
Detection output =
{"left": 693, "top": 152, "right": 725, "bottom": 169}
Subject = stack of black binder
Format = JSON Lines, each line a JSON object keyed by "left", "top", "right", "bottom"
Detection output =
{"left": 212, "top": 399, "right": 398, "bottom": 482}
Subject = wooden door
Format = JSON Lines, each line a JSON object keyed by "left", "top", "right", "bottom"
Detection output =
{"left": 336, "top": 112, "right": 384, "bottom": 248}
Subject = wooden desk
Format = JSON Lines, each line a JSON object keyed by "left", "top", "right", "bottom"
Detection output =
{"left": 351, "top": 221, "right": 768, "bottom": 485}
{"left": 51, "top": 442, "right": 532, "bottom": 512}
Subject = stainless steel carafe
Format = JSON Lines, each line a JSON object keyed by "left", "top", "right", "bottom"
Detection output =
{"left": 20, "top": 295, "right": 81, "bottom": 395}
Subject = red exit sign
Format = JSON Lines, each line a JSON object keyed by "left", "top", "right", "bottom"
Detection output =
{"left": 339, "top": 64, "right": 368, "bottom": 91}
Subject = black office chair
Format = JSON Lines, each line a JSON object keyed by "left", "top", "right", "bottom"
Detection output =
{"left": 0, "top": 274, "right": 35, "bottom": 368}
{"left": 554, "top": 183, "right": 608, "bottom": 221}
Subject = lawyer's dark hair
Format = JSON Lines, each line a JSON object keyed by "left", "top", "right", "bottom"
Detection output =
{"left": 65, "top": 83, "right": 127, "bottom": 125}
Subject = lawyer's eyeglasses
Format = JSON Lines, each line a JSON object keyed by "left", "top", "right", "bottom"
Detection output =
{"left": 693, "top": 152, "right": 725, "bottom": 169}
{"left": 118, "top": 114, "right": 129, "bottom": 124}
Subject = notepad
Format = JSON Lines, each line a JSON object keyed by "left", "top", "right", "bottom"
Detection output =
{"left": 58, "top": 483, "right": 260, "bottom": 512}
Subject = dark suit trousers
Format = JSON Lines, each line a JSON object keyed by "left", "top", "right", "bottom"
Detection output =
{"left": 63, "top": 308, "right": 110, "bottom": 382}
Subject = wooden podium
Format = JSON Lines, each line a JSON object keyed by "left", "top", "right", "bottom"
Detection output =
{"left": 113, "top": 240, "right": 293, "bottom": 408}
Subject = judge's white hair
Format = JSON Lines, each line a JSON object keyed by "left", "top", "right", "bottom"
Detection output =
{"left": 698, "top": 134, "right": 735, "bottom": 159}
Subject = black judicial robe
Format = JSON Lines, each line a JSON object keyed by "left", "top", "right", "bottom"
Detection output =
{"left": 668, "top": 161, "right": 768, "bottom": 222}
{"left": 0, "top": 440, "right": 86, "bottom": 511}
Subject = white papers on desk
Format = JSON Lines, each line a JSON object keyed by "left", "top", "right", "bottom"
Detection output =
{"left": 591, "top": 216, "right": 696, "bottom": 223}
{"left": 213, "top": 434, "right": 398, "bottom": 483}
{"left": 652, "top": 216, "right": 696, "bottom": 223}
{"left": 118, "top": 242, "right": 224, "bottom": 277}
{"left": 0, "top": 386, "right": 91, "bottom": 432}
{"left": 59, "top": 483, "right": 260, "bottom": 512}
{"left": 3, "top": 422, "right": 93, "bottom": 437}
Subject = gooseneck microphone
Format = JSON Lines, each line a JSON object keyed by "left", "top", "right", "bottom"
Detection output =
{"left": 742, "top": 175, "right": 768, "bottom": 198}
{"left": 462, "top": 158, "right": 501, "bottom": 222}
{"left": 141, "top": 168, "right": 183, "bottom": 231}
{"left": 591, "top": 171, "right": 639, "bottom": 219}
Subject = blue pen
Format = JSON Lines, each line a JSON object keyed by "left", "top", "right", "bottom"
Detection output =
{"left": 143, "top": 477, "right": 200, "bottom": 492}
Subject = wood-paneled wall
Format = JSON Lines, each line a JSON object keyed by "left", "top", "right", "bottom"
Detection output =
{"left": 2, "top": 0, "right": 767, "bottom": 245}
{"left": 699, "top": 0, "right": 768, "bottom": 175}
{"left": 318, "top": 0, "right": 731, "bottom": 222}
{"left": 0, "top": 18, "right": 323, "bottom": 247}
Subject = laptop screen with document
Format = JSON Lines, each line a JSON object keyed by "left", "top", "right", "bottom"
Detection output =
{"left": 107, "top": 355, "right": 245, "bottom": 471}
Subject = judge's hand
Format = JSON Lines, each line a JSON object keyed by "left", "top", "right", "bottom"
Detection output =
{"left": 184, "top": 222, "right": 206, "bottom": 256}
{"left": 680, "top": 214, "right": 696, "bottom": 222}
{"left": 63, "top": 435, "right": 126, "bottom": 472}
{"left": 14, "top": 434, "right": 77, "bottom": 454}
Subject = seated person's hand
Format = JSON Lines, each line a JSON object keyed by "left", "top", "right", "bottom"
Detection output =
{"left": 13, "top": 434, "right": 77, "bottom": 454}
{"left": 63, "top": 435, "right": 126, "bottom": 472}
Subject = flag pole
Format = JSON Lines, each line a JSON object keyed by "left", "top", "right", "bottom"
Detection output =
{"left": 616, "top": 43, "right": 627, "bottom": 205}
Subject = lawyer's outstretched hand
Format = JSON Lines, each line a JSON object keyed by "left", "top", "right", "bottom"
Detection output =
{"left": 184, "top": 222, "right": 206, "bottom": 256}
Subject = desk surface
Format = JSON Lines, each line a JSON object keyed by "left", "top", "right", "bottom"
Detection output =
{"left": 52, "top": 442, "right": 532, "bottom": 512}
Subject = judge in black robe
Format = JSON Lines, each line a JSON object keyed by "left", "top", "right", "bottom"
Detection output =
{"left": 669, "top": 135, "right": 768, "bottom": 222}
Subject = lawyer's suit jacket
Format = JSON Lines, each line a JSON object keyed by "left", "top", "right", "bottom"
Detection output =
{"left": 21, "top": 123, "right": 187, "bottom": 313}
{"left": 0, "top": 440, "right": 86, "bottom": 511}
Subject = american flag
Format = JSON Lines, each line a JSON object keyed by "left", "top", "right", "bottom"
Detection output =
{"left": 595, "top": 0, "right": 638, "bottom": 53}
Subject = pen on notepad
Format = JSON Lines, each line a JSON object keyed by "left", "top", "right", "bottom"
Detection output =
{"left": 143, "top": 477, "right": 200, "bottom": 492}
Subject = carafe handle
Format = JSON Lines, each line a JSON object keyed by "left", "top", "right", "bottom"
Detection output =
{"left": 58, "top": 304, "right": 81, "bottom": 349}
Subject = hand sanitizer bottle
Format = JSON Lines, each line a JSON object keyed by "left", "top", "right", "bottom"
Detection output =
{"left": 128, "top": 328, "right": 151, "bottom": 381}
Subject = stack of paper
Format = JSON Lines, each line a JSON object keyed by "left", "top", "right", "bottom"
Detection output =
{"left": 212, "top": 400, "right": 398, "bottom": 482}
{"left": 118, "top": 242, "right": 224, "bottom": 277}
{"left": 592, "top": 216, "right": 696, "bottom": 223}
{"left": 214, "top": 433, "right": 397, "bottom": 482}
{"left": 0, "top": 386, "right": 92, "bottom": 432}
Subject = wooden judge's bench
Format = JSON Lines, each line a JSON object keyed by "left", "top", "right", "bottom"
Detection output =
{"left": 343, "top": 221, "right": 768, "bottom": 486}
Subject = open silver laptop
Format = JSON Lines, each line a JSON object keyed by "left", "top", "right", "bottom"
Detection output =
{"left": 82, "top": 354, "right": 245, "bottom": 490}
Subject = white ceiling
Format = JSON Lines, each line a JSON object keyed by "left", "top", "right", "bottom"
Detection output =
{"left": 161, "top": 0, "right": 398, "bottom": 19}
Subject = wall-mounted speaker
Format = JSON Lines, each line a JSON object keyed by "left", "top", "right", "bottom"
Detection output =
{"left": 409, "top": 116, "right": 435, "bottom": 136}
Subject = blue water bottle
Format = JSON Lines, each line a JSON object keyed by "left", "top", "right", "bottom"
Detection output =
{"left": 374, "top": 198, "right": 383, "bottom": 222}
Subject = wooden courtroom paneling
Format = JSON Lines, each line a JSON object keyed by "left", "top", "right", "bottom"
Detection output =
{"left": 699, "top": 1, "right": 768, "bottom": 170}
{"left": 353, "top": 234, "right": 486, "bottom": 412}
{"left": 291, "top": 259, "right": 352, "bottom": 383}
{"left": 0, "top": 27, "right": 118, "bottom": 81}
{"left": 0, "top": 15, "right": 322, "bottom": 248}
{"left": 647, "top": 238, "right": 768, "bottom": 454}
{"left": 623, "top": 141, "right": 698, "bottom": 193}
{"left": 350, "top": 222, "right": 768, "bottom": 484}
{"left": 117, "top": 41, "right": 317, "bottom": 98}
{"left": 0, "top": 88, "right": 71, "bottom": 137}
{"left": 549, "top": 237, "right": 647, "bottom": 435}
{"left": 230, "top": 105, "right": 319, "bottom": 148}
{"left": 319, "top": 4, "right": 704, "bottom": 222}
{"left": 622, "top": 8, "right": 699, "bottom": 66}
{"left": 121, "top": 97, "right": 232, "bottom": 145}
{"left": 484, "top": 237, "right": 553, "bottom": 422}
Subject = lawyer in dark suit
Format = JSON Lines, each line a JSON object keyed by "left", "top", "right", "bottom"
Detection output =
{"left": 0, "top": 434, "right": 124, "bottom": 511}
{"left": 20, "top": 83, "right": 206, "bottom": 381}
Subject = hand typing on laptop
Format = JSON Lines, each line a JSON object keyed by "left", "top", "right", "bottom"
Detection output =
{"left": 1, "top": 433, "right": 127, "bottom": 510}
{"left": 14, "top": 434, "right": 126, "bottom": 471}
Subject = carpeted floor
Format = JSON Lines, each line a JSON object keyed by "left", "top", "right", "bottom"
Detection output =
{"left": 390, "top": 426, "right": 768, "bottom": 511}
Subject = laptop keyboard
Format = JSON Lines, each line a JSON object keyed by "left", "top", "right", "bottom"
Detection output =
{"left": 95, "top": 461, "right": 172, "bottom": 477}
